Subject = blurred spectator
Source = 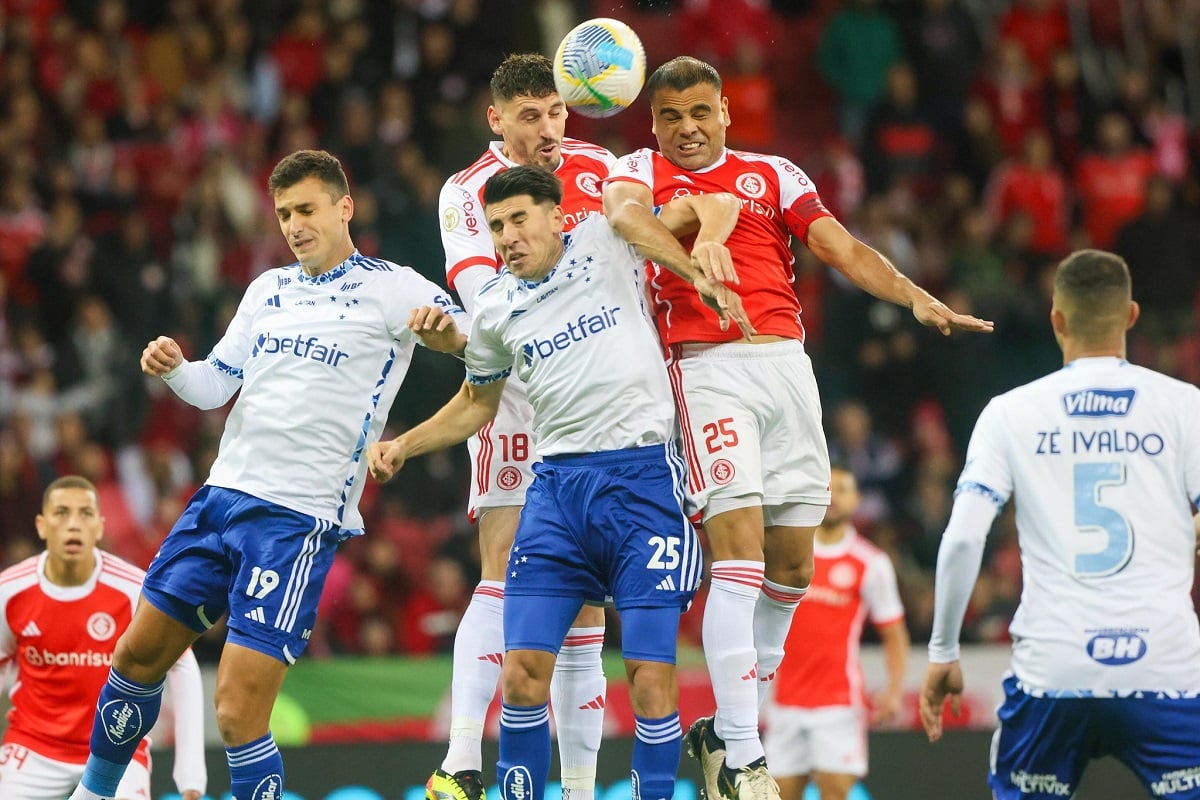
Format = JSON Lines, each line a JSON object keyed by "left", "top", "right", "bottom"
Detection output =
{"left": 1074, "top": 111, "right": 1156, "bottom": 248}
{"left": 984, "top": 128, "right": 1071, "bottom": 258}
{"left": 1041, "top": 49, "right": 1099, "bottom": 170}
{"left": 996, "top": 0, "right": 1070, "bottom": 80}
{"left": 722, "top": 40, "right": 776, "bottom": 151}
{"left": 817, "top": 0, "right": 904, "bottom": 147}
{"left": 902, "top": 0, "right": 982, "bottom": 132}
{"left": 1114, "top": 174, "right": 1200, "bottom": 344}
{"left": 861, "top": 62, "right": 942, "bottom": 199}
{"left": 679, "top": 0, "right": 773, "bottom": 68}
{"left": 26, "top": 196, "right": 95, "bottom": 343}
{"left": 971, "top": 38, "right": 1044, "bottom": 157}
{"left": 827, "top": 399, "right": 905, "bottom": 525}
{"left": 950, "top": 95, "right": 1004, "bottom": 195}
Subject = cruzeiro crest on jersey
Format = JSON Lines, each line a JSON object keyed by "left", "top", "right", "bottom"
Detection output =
{"left": 1062, "top": 388, "right": 1136, "bottom": 417}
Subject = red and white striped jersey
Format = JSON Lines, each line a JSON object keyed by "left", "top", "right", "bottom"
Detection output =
{"left": 439, "top": 138, "right": 616, "bottom": 315}
{"left": 606, "top": 147, "right": 834, "bottom": 347}
{"left": 773, "top": 528, "right": 904, "bottom": 709}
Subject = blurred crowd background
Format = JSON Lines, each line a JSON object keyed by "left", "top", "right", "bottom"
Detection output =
{"left": 1, "top": 0, "right": 1198, "bottom": 662}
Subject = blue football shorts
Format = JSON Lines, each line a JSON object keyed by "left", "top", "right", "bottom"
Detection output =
{"left": 141, "top": 485, "right": 344, "bottom": 664}
{"left": 990, "top": 674, "right": 1200, "bottom": 799}
{"left": 503, "top": 444, "right": 701, "bottom": 663}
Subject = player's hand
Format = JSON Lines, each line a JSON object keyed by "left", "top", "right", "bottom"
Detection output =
{"left": 694, "top": 276, "right": 756, "bottom": 339}
{"left": 691, "top": 241, "right": 739, "bottom": 285}
{"left": 142, "top": 335, "right": 184, "bottom": 377}
{"left": 409, "top": 306, "right": 468, "bottom": 355}
{"left": 367, "top": 438, "right": 408, "bottom": 482}
{"left": 911, "top": 296, "right": 994, "bottom": 336}
{"left": 919, "top": 660, "right": 964, "bottom": 742}
{"left": 870, "top": 687, "right": 904, "bottom": 726}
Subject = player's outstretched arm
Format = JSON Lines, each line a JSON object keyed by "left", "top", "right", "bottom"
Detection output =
{"left": 657, "top": 192, "right": 741, "bottom": 285}
{"left": 604, "top": 180, "right": 734, "bottom": 285}
{"left": 806, "top": 216, "right": 994, "bottom": 336}
{"left": 409, "top": 305, "right": 468, "bottom": 356}
{"left": 368, "top": 379, "right": 504, "bottom": 482}
{"left": 919, "top": 660, "right": 964, "bottom": 742}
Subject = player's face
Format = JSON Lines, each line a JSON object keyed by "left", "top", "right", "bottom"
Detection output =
{"left": 486, "top": 194, "right": 565, "bottom": 282}
{"left": 274, "top": 176, "right": 355, "bottom": 275}
{"left": 36, "top": 487, "right": 104, "bottom": 567}
{"left": 489, "top": 93, "right": 568, "bottom": 169}
{"left": 651, "top": 83, "right": 730, "bottom": 171}
{"left": 821, "top": 469, "right": 860, "bottom": 529}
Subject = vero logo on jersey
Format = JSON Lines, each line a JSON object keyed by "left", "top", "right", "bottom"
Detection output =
{"left": 1063, "top": 388, "right": 1135, "bottom": 417}
{"left": 1087, "top": 631, "right": 1147, "bottom": 665}
{"left": 521, "top": 306, "right": 621, "bottom": 367}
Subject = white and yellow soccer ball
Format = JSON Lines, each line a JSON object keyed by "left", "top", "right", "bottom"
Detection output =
{"left": 552, "top": 17, "right": 646, "bottom": 118}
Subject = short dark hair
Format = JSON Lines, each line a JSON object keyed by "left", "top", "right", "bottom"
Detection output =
{"left": 483, "top": 165, "right": 563, "bottom": 207}
{"left": 646, "top": 56, "right": 722, "bottom": 99}
{"left": 1054, "top": 249, "right": 1132, "bottom": 340}
{"left": 490, "top": 54, "right": 557, "bottom": 103}
{"left": 43, "top": 475, "right": 98, "bottom": 509}
{"left": 267, "top": 149, "right": 350, "bottom": 200}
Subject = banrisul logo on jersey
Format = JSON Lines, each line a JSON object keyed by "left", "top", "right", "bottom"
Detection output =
{"left": 1062, "top": 388, "right": 1135, "bottom": 417}
{"left": 1086, "top": 628, "right": 1147, "bottom": 665}
{"left": 251, "top": 332, "right": 350, "bottom": 367}
{"left": 521, "top": 305, "right": 621, "bottom": 367}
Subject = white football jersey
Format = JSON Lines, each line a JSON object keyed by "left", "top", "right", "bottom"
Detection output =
{"left": 465, "top": 215, "right": 674, "bottom": 456}
{"left": 204, "top": 251, "right": 463, "bottom": 534}
{"left": 957, "top": 356, "right": 1200, "bottom": 694}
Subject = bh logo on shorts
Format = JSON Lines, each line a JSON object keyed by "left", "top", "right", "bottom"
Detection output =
{"left": 253, "top": 774, "right": 284, "bottom": 799}
{"left": 497, "top": 466, "right": 523, "bottom": 491}
{"left": 503, "top": 766, "right": 533, "bottom": 800}
{"left": 101, "top": 699, "right": 143, "bottom": 746}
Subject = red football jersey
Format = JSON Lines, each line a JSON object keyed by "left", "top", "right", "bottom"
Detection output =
{"left": 773, "top": 528, "right": 904, "bottom": 709}
{"left": 0, "top": 552, "right": 151, "bottom": 766}
{"left": 606, "top": 147, "right": 834, "bottom": 347}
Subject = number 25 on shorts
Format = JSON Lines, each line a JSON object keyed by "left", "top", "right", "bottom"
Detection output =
{"left": 702, "top": 417, "right": 738, "bottom": 453}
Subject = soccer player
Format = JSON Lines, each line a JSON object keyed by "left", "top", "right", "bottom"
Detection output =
{"left": 68, "top": 149, "right": 467, "bottom": 800}
{"left": 763, "top": 465, "right": 908, "bottom": 800}
{"left": 602, "top": 55, "right": 992, "bottom": 800}
{"left": 0, "top": 475, "right": 205, "bottom": 800}
{"left": 432, "top": 53, "right": 617, "bottom": 800}
{"left": 369, "top": 165, "right": 749, "bottom": 800}
{"left": 920, "top": 249, "right": 1200, "bottom": 798}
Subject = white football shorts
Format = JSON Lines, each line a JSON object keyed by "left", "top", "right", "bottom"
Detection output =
{"left": 762, "top": 703, "right": 869, "bottom": 778}
{"left": 667, "top": 339, "right": 831, "bottom": 523}
{"left": 466, "top": 376, "right": 539, "bottom": 521}
{"left": 0, "top": 742, "right": 151, "bottom": 799}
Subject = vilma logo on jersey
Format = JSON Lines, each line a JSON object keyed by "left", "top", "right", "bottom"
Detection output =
{"left": 1063, "top": 388, "right": 1136, "bottom": 417}
{"left": 521, "top": 305, "right": 622, "bottom": 367}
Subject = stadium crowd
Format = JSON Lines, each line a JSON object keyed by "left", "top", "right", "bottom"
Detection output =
{"left": 1, "top": 0, "right": 1198, "bottom": 661}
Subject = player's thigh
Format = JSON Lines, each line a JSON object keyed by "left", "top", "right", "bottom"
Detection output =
{"left": 667, "top": 351, "right": 765, "bottom": 517}
{"left": 222, "top": 497, "right": 344, "bottom": 665}
{"left": 467, "top": 383, "right": 538, "bottom": 524}
{"left": 1105, "top": 693, "right": 1200, "bottom": 799}
{"left": 0, "top": 745, "right": 85, "bottom": 799}
{"left": 759, "top": 342, "right": 831, "bottom": 509}
{"left": 477, "top": 505, "right": 522, "bottom": 579}
{"left": 988, "top": 676, "right": 1091, "bottom": 800}
{"left": 762, "top": 704, "right": 818, "bottom": 779}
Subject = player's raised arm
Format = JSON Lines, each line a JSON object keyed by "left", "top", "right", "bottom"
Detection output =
{"left": 369, "top": 379, "right": 505, "bottom": 482}
{"left": 806, "top": 215, "right": 994, "bottom": 336}
{"left": 409, "top": 305, "right": 468, "bottom": 356}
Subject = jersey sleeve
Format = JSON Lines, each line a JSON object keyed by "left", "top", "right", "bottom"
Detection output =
{"left": 603, "top": 148, "right": 655, "bottom": 190}
{"left": 862, "top": 549, "right": 905, "bottom": 626}
{"left": 1182, "top": 384, "right": 1200, "bottom": 506}
{"left": 387, "top": 267, "right": 467, "bottom": 343}
{"left": 955, "top": 398, "right": 1014, "bottom": 509}
{"left": 772, "top": 156, "right": 835, "bottom": 244}
{"left": 165, "top": 647, "right": 207, "bottom": 795}
{"left": 463, "top": 291, "right": 513, "bottom": 385}
{"left": 439, "top": 177, "right": 497, "bottom": 310}
{"left": 208, "top": 272, "right": 271, "bottom": 376}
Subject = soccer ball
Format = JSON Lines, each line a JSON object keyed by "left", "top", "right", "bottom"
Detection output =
{"left": 552, "top": 18, "right": 646, "bottom": 118}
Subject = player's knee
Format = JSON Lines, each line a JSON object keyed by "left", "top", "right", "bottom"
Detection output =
{"left": 765, "top": 556, "right": 813, "bottom": 589}
{"left": 501, "top": 651, "right": 553, "bottom": 706}
{"left": 111, "top": 633, "right": 171, "bottom": 683}
{"left": 625, "top": 661, "right": 677, "bottom": 718}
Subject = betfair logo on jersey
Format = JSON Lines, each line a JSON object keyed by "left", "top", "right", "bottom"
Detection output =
{"left": 1063, "top": 388, "right": 1135, "bottom": 417}
{"left": 251, "top": 332, "right": 350, "bottom": 367}
{"left": 521, "top": 306, "right": 621, "bottom": 367}
{"left": 24, "top": 646, "right": 113, "bottom": 667}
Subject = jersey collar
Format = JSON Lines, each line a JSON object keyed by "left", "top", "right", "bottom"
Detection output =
{"left": 295, "top": 250, "right": 362, "bottom": 285}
